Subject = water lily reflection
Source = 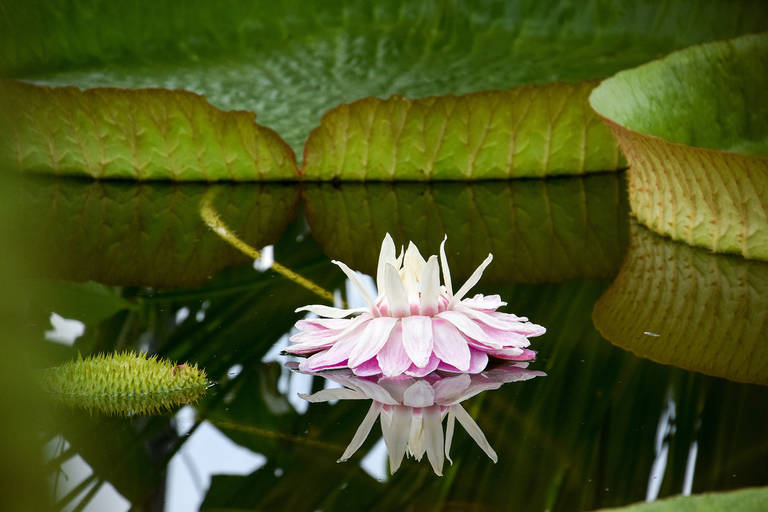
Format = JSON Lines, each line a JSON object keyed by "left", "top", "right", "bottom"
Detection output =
{"left": 293, "top": 362, "right": 545, "bottom": 476}
{"left": 287, "top": 234, "right": 546, "bottom": 377}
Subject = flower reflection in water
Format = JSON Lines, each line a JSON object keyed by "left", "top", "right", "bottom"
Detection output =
{"left": 287, "top": 234, "right": 546, "bottom": 377}
{"left": 291, "top": 362, "right": 545, "bottom": 476}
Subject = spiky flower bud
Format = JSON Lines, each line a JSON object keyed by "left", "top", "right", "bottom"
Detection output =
{"left": 41, "top": 352, "right": 208, "bottom": 415}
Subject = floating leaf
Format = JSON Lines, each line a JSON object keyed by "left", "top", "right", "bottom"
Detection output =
{"left": 593, "top": 223, "right": 768, "bottom": 386}
{"left": 7, "top": 1, "right": 766, "bottom": 157}
{"left": 41, "top": 351, "right": 208, "bottom": 415}
{"left": 594, "top": 487, "right": 768, "bottom": 512}
{"left": 303, "top": 174, "right": 628, "bottom": 283}
{"left": 0, "top": 80, "right": 298, "bottom": 180}
{"left": 302, "top": 83, "right": 624, "bottom": 179}
{"left": 13, "top": 177, "right": 299, "bottom": 288}
{"left": 590, "top": 33, "right": 768, "bottom": 260}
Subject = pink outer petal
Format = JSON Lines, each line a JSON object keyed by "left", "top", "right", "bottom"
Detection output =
{"left": 460, "top": 294, "right": 507, "bottom": 310}
{"left": 298, "top": 322, "right": 370, "bottom": 369}
{"left": 401, "top": 316, "right": 434, "bottom": 368}
{"left": 431, "top": 318, "right": 471, "bottom": 372}
{"left": 377, "top": 325, "right": 412, "bottom": 377}
{"left": 457, "top": 305, "right": 538, "bottom": 334}
{"left": 288, "top": 314, "right": 372, "bottom": 353}
{"left": 437, "top": 348, "right": 488, "bottom": 374}
{"left": 295, "top": 318, "right": 356, "bottom": 332}
{"left": 405, "top": 353, "right": 440, "bottom": 377}
{"left": 348, "top": 317, "right": 399, "bottom": 367}
{"left": 352, "top": 357, "right": 383, "bottom": 376}
{"left": 287, "top": 331, "right": 354, "bottom": 354}
{"left": 299, "top": 353, "right": 349, "bottom": 372}
{"left": 480, "top": 311, "right": 545, "bottom": 337}
{"left": 436, "top": 310, "right": 503, "bottom": 348}
{"left": 489, "top": 348, "right": 537, "bottom": 361}
{"left": 476, "top": 323, "right": 531, "bottom": 349}
{"left": 488, "top": 310, "right": 530, "bottom": 323}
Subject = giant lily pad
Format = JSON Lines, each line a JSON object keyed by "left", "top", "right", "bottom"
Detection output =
{"left": 2, "top": 1, "right": 766, "bottom": 179}
{"left": 595, "top": 487, "right": 768, "bottom": 512}
{"left": 302, "top": 83, "right": 623, "bottom": 180}
{"left": 593, "top": 222, "right": 768, "bottom": 386}
{"left": 590, "top": 33, "right": 768, "bottom": 260}
{"left": 0, "top": 80, "right": 298, "bottom": 180}
{"left": 13, "top": 177, "right": 299, "bottom": 288}
{"left": 303, "top": 173, "right": 628, "bottom": 283}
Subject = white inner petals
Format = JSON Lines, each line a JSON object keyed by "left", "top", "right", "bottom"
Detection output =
{"left": 376, "top": 233, "right": 397, "bottom": 299}
{"left": 332, "top": 260, "right": 378, "bottom": 312}
{"left": 402, "top": 242, "right": 427, "bottom": 303}
{"left": 420, "top": 255, "right": 440, "bottom": 315}
{"left": 450, "top": 253, "right": 493, "bottom": 306}
{"left": 383, "top": 263, "right": 409, "bottom": 317}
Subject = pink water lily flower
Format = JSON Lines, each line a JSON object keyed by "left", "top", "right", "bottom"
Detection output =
{"left": 295, "top": 362, "right": 545, "bottom": 475}
{"left": 286, "top": 234, "right": 545, "bottom": 377}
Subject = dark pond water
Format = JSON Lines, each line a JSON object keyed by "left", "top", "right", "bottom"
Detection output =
{"left": 3, "top": 172, "right": 768, "bottom": 511}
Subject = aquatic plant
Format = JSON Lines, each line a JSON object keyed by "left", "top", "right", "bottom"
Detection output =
{"left": 41, "top": 351, "right": 208, "bottom": 415}
{"left": 287, "top": 233, "right": 545, "bottom": 376}
{"left": 590, "top": 33, "right": 768, "bottom": 260}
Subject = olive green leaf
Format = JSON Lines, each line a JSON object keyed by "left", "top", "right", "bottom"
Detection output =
{"left": 303, "top": 174, "right": 628, "bottom": 283}
{"left": 13, "top": 177, "right": 299, "bottom": 288}
{"left": 41, "top": 351, "right": 208, "bottom": 415}
{"left": 0, "top": 80, "right": 298, "bottom": 181}
{"left": 302, "top": 83, "right": 623, "bottom": 180}
{"left": 593, "top": 222, "right": 768, "bottom": 386}
{"left": 594, "top": 487, "right": 768, "bottom": 512}
{"left": 590, "top": 33, "right": 768, "bottom": 260}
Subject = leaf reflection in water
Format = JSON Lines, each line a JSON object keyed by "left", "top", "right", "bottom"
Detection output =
{"left": 291, "top": 362, "right": 545, "bottom": 476}
{"left": 593, "top": 222, "right": 768, "bottom": 386}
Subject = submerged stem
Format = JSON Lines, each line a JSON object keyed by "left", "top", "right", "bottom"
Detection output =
{"left": 199, "top": 188, "right": 334, "bottom": 303}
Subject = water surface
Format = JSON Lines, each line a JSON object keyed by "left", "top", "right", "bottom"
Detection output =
{"left": 7, "top": 172, "right": 768, "bottom": 511}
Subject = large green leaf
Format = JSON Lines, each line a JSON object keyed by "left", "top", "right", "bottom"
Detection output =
{"left": 595, "top": 487, "right": 768, "bottom": 512}
{"left": 302, "top": 83, "right": 624, "bottom": 179}
{"left": 590, "top": 33, "right": 768, "bottom": 260}
{"left": 593, "top": 222, "right": 768, "bottom": 386}
{"left": 3, "top": 0, "right": 765, "bottom": 178}
{"left": 0, "top": 80, "right": 298, "bottom": 180}
{"left": 303, "top": 174, "right": 629, "bottom": 283}
{"left": 12, "top": 177, "right": 299, "bottom": 288}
